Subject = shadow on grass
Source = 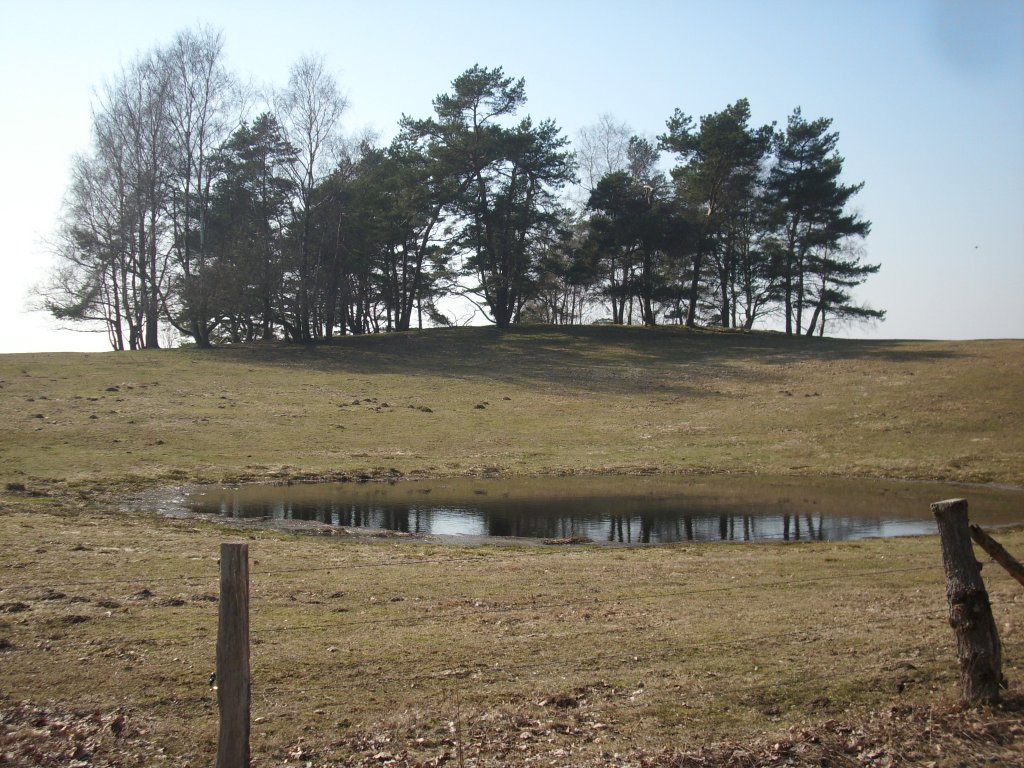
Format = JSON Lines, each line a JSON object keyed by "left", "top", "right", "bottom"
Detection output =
{"left": 206, "top": 324, "right": 966, "bottom": 397}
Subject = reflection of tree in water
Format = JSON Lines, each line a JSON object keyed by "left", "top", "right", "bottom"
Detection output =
{"left": 606, "top": 512, "right": 836, "bottom": 542}
{"left": 486, "top": 513, "right": 585, "bottom": 539}
{"left": 604, "top": 516, "right": 667, "bottom": 543}
{"left": 608, "top": 516, "right": 631, "bottom": 543}
{"left": 782, "top": 515, "right": 827, "bottom": 541}
{"left": 205, "top": 496, "right": 933, "bottom": 542}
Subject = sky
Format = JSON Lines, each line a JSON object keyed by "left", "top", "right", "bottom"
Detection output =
{"left": 0, "top": 0, "right": 1021, "bottom": 352}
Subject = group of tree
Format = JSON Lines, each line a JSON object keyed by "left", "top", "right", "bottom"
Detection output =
{"left": 571, "top": 101, "right": 882, "bottom": 335}
{"left": 40, "top": 26, "right": 882, "bottom": 350}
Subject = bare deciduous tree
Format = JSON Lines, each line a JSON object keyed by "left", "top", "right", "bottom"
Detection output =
{"left": 162, "top": 26, "right": 241, "bottom": 346}
{"left": 275, "top": 55, "right": 349, "bottom": 340}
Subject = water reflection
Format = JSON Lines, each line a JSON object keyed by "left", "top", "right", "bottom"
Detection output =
{"left": 186, "top": 475, "right": 1024, "bottom": 543}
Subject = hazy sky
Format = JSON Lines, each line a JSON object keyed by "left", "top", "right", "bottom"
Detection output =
{"left": 1, "top": 0, "right": 1021, "bottom": 352}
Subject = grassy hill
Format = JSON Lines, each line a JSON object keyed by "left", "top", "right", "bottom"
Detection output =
{"left": 2, "top": 325, "right": 1022, "bottom": 489}
{"left": 2, "top": 326, "right": 1023, "bottom": 766}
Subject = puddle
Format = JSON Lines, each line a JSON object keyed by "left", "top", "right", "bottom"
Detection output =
{"left": 174, "top": 475, "right": 1024, "bottom": 543}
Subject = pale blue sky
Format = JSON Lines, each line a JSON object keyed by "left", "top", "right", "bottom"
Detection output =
{"left": 1, "top": 0, "right": 1021, "bottom": 351}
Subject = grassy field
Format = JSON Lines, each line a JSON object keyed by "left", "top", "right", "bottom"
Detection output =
{"left": 2, "top": 325, "right": 1023, "bottom": 488}
{"left": 2, "top": 326, "right": 1023, "bottom": 766}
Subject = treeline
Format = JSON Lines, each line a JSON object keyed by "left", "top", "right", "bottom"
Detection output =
{"left": 40, "top": 27, "right": 882, "bottom": 350}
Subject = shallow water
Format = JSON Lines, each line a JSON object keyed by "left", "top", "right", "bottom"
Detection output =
{"left": 181, "top": 475, "right": 1024, "bottom": 543}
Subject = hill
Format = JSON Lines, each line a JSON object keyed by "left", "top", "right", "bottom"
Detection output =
{"left": 1, "top": 325, "right": 1023, "bottom": 765}
{"left": 2, "top": 325, "right": 1022, "bottom": 489}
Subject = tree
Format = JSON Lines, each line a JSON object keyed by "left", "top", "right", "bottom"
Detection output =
{"left": 195, "top": 114, "right": 297, "bottom": 342}
{"left": 62, "top": 49, "right": 176, "bottom": 349}
{"left": 574, "top": 114, "right": 633, "bottom": 207}
{"left": 585, "top": 136, "right": 686, "bottom": 326}
{"left": 586, "top": 175, "right": 662, "bottom": 325}
{"left": 346, "top": 135, "right": 455, "bottom": 332}
{"left": 703, "top": 173, "right": 781, "bottom": 329}
{"left": 766, "top": 108, "right": 872, "bottom": 335}
{"left": 41, "top": 27, "right": 241, "bottom": 349}
{"left": 659, "top": 99, "right": 773, "bottom": 328}
{"left": 101, "top": 53, "right": 177, "bottom": 348}
{"left": 403, "top": 66, "right": 576, "bottom": 328}
{"left": 43, "top": 41, "right": 884, "bottom": 344}
{"left": 802, "top": 239, "right": 884, "bottom": 336}
{"left": 38, "top": 150, "right": 133, "bottom": 349}
{"left": 275, "top": 55, "right": 348, "bottom": 340}
{"left": 729, "top": 192, "right": 779, "bottom": 330}
{"left": 521, "top": 217, "right": 600, "bottom": 325}
{"left": 161, "top": 26, "right": 240, "bottom": 346}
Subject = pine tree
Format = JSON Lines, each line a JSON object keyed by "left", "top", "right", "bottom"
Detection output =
{"left": 767, "top": 108, "right": 872, "bottom": 335}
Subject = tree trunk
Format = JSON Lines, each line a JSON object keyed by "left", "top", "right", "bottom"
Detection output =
{"left": 805, "top": 303, "right": 822, "bottom": 336}
{"left": 784, "top": 268, "right": 793, "bottom": 335}
{"left": 145, "top": 204, "right": 160, "bottom": 349}
{"left": 783, "top": 226, "right": 797, "bottom": 335}
{"left": 685, "top": 250, "right": 703, "bottom": 328}
{"left": 931, "top": 498, "right": 1004, "bottom": 705}
{"left": 794, "top": 252, "right": 805, "bottom": 336}
{"left": 719, "top": 273, "right": 730, "bottom": 328}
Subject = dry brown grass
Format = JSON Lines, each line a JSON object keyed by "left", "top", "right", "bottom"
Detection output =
{"left": 1, "top": 496, "right": 1022, "bottom": 766}
{"left": 2, "top": 326, "right": 1023, "bottom": 765}
{"left": 1, "top": 326, "right": 1022, "bottom": 489}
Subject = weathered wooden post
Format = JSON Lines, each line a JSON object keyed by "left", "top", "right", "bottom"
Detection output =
{"left": 931, "top": 499, "right": 1003, "bottom": 705}
{"left": 969, "top": 524, "right": 1024, "bottom": 588}
{"left": 217, "top": 543, "right": 250, "bottom": 768}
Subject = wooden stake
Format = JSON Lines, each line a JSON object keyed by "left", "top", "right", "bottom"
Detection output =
{"left": 217, "top": 543, "right": 250, "bottom": 768}
{"left": 931, "top": 499, "right": 1004, "bottom": 705}
{"left": 970, "top": 524, "right": 1024, "bottom": 588}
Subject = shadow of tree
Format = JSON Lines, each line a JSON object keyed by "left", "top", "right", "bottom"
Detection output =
{"left": 207, "top": 325, "right": 965, "bottom": 398}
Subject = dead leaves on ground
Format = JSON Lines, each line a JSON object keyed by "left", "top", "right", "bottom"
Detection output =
{"left": 2, "top": 695, "right": 1022, "bottom": 766}
{"left": 0, "top": 700, "right": 164, "bottom": 767}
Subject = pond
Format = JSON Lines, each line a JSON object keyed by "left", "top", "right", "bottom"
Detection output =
{"left": 179, "top": 475, "right": 1024, "bottom": 544}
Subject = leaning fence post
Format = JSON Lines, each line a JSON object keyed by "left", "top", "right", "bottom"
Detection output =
{"left": 217, "top": 543, "right": 250, "bottom": 768}
{"left": 969, "top": 524, "right": 1024, "bottom": 588}
{"left": 931, "top": 498, "right": 1003, "bottom": 705}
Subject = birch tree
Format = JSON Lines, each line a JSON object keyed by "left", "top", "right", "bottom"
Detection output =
{"left": 275, "top": 55, "right": 348, "bottom": 340}
{"left": 162, "top": 26, "right": 240, "bottom": 346}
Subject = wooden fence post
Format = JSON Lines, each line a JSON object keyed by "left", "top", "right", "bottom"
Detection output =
{"left": 217, "top": 543, "right": 250, "bottom": 768}
{"left": 931, "top": 498, "right": 1004, "bottom": 705}
{"left": 969, "top": 524, "right": 1024, "bottom": 588}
